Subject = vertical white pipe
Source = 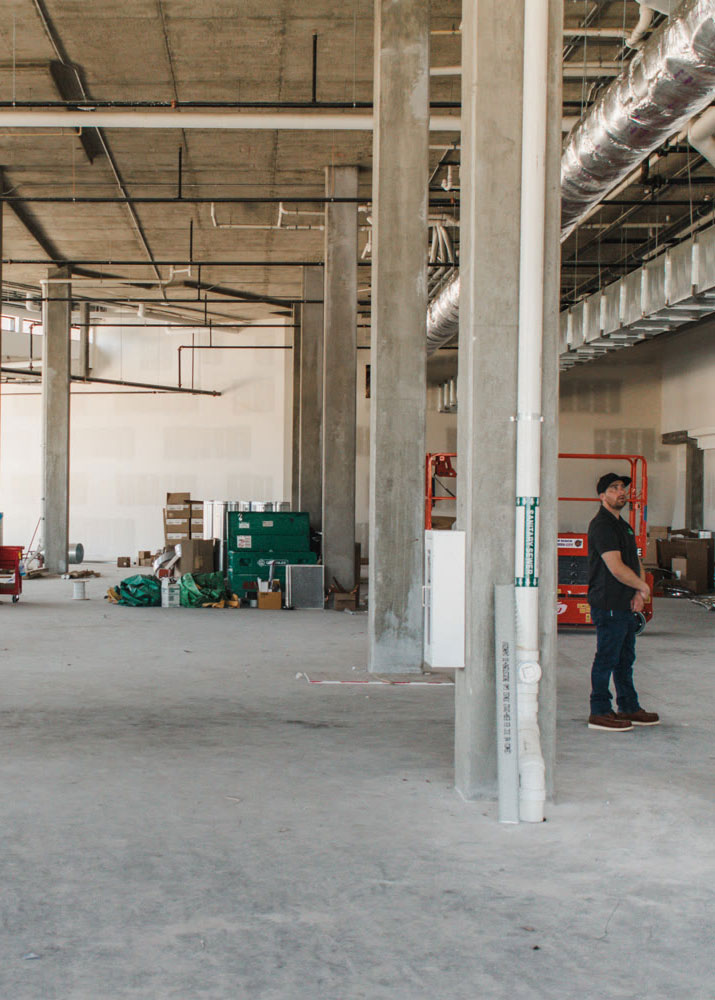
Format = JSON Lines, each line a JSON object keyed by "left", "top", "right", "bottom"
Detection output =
{"left": 514, "top": 0, "right": 548, "bottom": 823}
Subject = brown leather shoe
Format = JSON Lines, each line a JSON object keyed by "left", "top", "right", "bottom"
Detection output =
{"left": 588, "top": 712, "right": 634, "bottom": 731}
{"left": 615, "top": 709, "right": 660, "bottom": 726}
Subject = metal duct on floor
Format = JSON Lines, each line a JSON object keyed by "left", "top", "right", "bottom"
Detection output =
{"left": 426, "top": 0, "right": 715, "bottom": 354}
{"left": 562, "top": 0, "right": 715, "bottom": 238}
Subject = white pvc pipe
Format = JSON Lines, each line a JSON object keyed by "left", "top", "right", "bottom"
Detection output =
{"left": 0, "top": 110, "right": 459, "bottom": 132}
{"left": 430, "top": 65, "right": 622, "bottom": 79}
{"left": 514, "top": 0, "right": 548, "bottom": 824}
{"left": 0, "top": 109, "right": 587, "bottom": 136}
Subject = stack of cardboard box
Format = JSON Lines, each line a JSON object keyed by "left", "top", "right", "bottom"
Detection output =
{"left": 163, "top": 492, "right": 204, "bottom": 545}
{"left": 162, "top": 492, "right": 215, "bottom": 574}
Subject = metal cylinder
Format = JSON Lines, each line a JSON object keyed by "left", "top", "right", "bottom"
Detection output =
{"left": 68, "top": 543, "right": 84, "bottom": 565}
{"left": 72, "top": 580, "right": 87, "bottom": 600}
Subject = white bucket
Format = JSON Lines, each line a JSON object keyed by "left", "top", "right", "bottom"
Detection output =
{"left": 72, "top": 580, "right": 88, "bottom": 600}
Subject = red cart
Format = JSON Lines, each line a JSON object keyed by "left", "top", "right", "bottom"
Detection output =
{"left": 0, "top": 546, "right": 23, "bottom": 603}
{"left": 558, "top": 453, "right": 653, "bottom": 632}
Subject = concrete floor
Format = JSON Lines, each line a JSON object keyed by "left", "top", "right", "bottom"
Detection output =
{"left": 1, "top": 566, "right": 713, "bottom": 999}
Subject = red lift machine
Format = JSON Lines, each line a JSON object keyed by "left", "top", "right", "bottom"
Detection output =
{"left": 425, "top": 451, "right": 654, "bottom": 631}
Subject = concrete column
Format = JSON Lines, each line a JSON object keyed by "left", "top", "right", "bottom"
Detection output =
{"left": 455, "top": 0, "right": 562, "bottom": 800}
{"left": 322, "top": 166, "right": 358, "bottom": 589}
{"left": 299, "top": 265, "right": 324, "bottom": 528}
{"left": 454, "top": 0, "right": 525, "bottom": 798}
{"left": 537, "top": 0, "right": 564, "bottom": 799}
{"left": 291, "top": 304, "right": 301, "bottom": 511}
{"left": 368, "top": 0, "right": 429, "bottom": 674}
{"left": 78, "top": 301, "right": 90, "bottom": 379}
{"left": 42, "top": 266, "right": 71, "bottom": 573}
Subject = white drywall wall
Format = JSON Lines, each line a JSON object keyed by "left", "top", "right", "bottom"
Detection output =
{"left": 0, "top": 317, "right": 293, "bottom": 559}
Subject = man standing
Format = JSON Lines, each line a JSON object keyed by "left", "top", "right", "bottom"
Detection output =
{"left": 587, "top": 472, "right": 660, "bottom": 732}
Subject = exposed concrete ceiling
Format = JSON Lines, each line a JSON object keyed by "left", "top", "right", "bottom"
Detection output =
{"left": 0, "top": 1, "right": 713, "bottom": 367}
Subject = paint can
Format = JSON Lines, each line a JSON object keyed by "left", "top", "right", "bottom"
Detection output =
{"left": 72, "top": 580, "right": 88, "bottom": 600}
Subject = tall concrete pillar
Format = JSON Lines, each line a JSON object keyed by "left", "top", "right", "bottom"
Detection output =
{"left": 537, "top": 0, "right": 564, "bottom": 798}
{"left": 455, "top": 0, "right": 561, "bottom": 800}
{"left": 454, "top": 0, "right": 524, "bottom": 798}
{"left": 368, "top": 0, "right": 429, "bottom": 674}
{"left": 42, "top": 266, "right": 72, "bottom": 574}
{"left": 299, "top": 265, "right": 324, "bottom": 528}
{"left": 322, "top": 166, "right": 358, "bottom": 589}
{"left": 291, "top": 304, "right": 301, "bottom": 512}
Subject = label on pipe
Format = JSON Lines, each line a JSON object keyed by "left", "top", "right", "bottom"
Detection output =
{"left": 515, "top": 496, "right": 540, "bottom": 587}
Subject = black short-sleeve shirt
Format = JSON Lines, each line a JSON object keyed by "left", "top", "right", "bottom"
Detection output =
{"left": 587, "top": 506, "right": 641, "bottom": 611}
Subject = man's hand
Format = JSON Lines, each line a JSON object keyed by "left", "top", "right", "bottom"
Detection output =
{"left": 631, "top": 592, "right": 645, "bottom": 613}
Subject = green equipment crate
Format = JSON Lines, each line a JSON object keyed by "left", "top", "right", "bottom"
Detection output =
{"left": 229, "top": 533, "right": 310, "bottom": 554}
{"left": 227, "top": 551, "right": 318, "bottom": 588}
{"left": 227, "top": 511, "right": 310, "bottom": 541}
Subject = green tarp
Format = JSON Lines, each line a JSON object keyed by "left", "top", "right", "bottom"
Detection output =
{"left": 115, "top": 574, "right": 162, "bottom": 607}
{"left": 179, "top": 572, "right": 229, "bottom": 608}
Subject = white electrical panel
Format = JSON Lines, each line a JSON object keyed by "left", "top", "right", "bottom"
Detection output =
{"left": 423, "top": 530, "right": 465, "bottom": 669}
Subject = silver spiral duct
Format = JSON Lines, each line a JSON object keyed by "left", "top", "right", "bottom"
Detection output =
{"left": 562, "top": 0, "right": 715, "bottom": 238}
{"left": 426, "top": 0, "right": 715, "bottom": 354}
{"left": 426, "top": 272, "right": 460, "bottom": 354}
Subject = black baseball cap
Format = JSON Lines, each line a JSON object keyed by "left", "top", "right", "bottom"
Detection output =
{"left": 597, "top": 472, "right": 631, "bottom": 494}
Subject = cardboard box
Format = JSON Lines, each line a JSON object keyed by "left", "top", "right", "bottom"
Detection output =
{"left": 644, "top": 538, "right": 658, "bottom": 566}
{"left": 333, "top": 592, "right": 357, "bottom": 612}
{"left": 257, "top": 590, "right": 282, "bottom": 610}
{"left": 164, "top": 517, "right": 190, "bottom": 534}
{"left": 117, "top": 556, "right": 131, "bottom": 568}
{"left": 176, "top": 539, "right": 216, "bottom": 575}
{"left": 658, "top": 538, "right": 713, "bottom": 594}
{"left": 647, "top": 525, "right": 670, "bottom": 539}
{"left": 165, "top": 532, "right": 189, "bottom": 545}
{"left": 166, "top": 491, "right": 191, "bottom": 506}
{"left": 161, "top": 579, "right": 181, "bottom": 608}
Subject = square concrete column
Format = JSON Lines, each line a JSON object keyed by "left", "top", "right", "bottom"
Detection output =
{"left": 368, "top": 0, "right": 429, "bottom": 673}
{"left": 42, "top": 266, "right": 72, "bottom": 574}
{"left": 537, "top": 0, "right": 564, "bottom": 798}
{"left": 454, "top": 0, "right": 525, "bottom": 798}
{"left": 455, "top": 0, "right": 561, "bottom": 799}
{"left": 291, "top": 304, "right": 301, "bottom": 511}
{"left": 322, "top": 166, "right": 358, "bottom": 589}
{"left": 299, "top": 266, "right": 324, "bottom": 528}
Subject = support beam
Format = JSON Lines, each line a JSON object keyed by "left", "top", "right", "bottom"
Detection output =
{"left": 322, "top": 166, "right": 358, "bottom": 589}
{"left": 291, "top": 304, "right": 301, "bottom": 512}
{"left": 368, "top": 0, "right": 429, "bottom": 674}
{"left": 537, "top": 0, "right": 564, "bottom": 800}
{"left": 78, "top": 301, "right": 90, "bottom": 378}
{"left": 454, "top": 0, "right": 524, "bottom": 798}
{"left": 42, "top": 267, "right": 71, "bottom": 573}
{"left": 299, "top": 266, "right": 324, "bottom": 529}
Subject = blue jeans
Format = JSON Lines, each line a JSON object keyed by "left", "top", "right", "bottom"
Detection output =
{"left": 590, "top": 608, "right": 641, "bottom": 716}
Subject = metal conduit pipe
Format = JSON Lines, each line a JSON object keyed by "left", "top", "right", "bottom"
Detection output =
{"left": 0, "top": 110, "right": 459, "bottom": 132}
{"left": 426, "top": 0, "right": 715, "bottom": 354}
